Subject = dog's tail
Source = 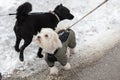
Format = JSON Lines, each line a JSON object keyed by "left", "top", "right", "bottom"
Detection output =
{"left": 16, "top": 2, "right": 32, "bottom": 23}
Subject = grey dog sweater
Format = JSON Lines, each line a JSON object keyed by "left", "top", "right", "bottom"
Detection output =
{"left": 45, "top": 29, "right": 76, "bottom": 67}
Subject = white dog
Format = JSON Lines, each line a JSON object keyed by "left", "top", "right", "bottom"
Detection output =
{"left": 35, "top": 27, "right": 76, "bottom": 75}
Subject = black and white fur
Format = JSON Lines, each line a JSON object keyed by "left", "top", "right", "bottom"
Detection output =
{"left": 13, "top": 2, "right": 74, "bottom": 61}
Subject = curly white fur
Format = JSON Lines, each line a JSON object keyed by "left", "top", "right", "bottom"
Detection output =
{"left": 35, "top": 27, "right": 75, "bottom": 75}
{"left": 36, "top": 28, "right": 62, "bottom": 53}
{"left": 64, "top": 62, "right": 71, "bottom": 70}
{"left": 50, "top": 66, "right": 58, "bottom": 75}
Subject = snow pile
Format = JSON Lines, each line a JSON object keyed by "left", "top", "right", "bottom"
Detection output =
{"left": 0, "top": 0, "right": 120, "bottom": 78}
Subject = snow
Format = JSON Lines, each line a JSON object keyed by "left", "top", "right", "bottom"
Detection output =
{"left": 0, "top": 0, "right": 120, "bottom": 78}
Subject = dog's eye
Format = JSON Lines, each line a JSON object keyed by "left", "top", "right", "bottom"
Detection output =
{"left": 45, "top": 34, "right": 48, "bottom": 38}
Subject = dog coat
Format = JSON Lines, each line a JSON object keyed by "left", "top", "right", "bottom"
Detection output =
{"left": 45, "top": 29, "right": 76, "bottom": 67}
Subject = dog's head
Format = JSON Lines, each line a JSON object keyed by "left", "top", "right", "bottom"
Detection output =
{"left": 36, "top": 28, "right": 62, "bottom": 52}
{"left": 54, "top": 4, "right": 74, "bottom": 20}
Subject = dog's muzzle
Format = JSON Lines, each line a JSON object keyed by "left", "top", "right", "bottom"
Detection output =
{"left": 69, "top": 14, "right": 74, "bottom": 19}
{"left": 36, "top": 36, "right": 41, "bottom": 43}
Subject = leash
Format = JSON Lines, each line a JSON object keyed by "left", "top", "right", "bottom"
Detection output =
{"left": 0, "top": 13, "right": 16, "bottom": 16}
{"left": 2, "top": 0, "right": 108, "bottom": 24}
{"left": 9, "top": 13, "right": 16, "bottom": 15}
{"left": 68, "top": 0, "right": 108, "bottom": 29}
{"left": 8, "top": 11, "right": 60, "bottom": 22}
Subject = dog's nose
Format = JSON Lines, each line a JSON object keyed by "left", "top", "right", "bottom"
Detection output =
{"left": 37, "top": 36, "right": 41, "bottom": 39}
{"left": 70, "top": 15, "right": 74, "bottom": 19}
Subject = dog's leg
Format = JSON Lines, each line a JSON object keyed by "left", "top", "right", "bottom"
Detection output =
{"left": 63, "top": 62, "right": 71, "bottom": 70}
{"left": 50, "top": 66, "right": 58, "bottom": 76}
{"left": 15, "top": 36, "right": 21, "bottom": 52}
{"left": 66, "top": 47, "right": 70, "bottom": 58}
{"left": 37, "top": 48, "right": 43, "bottom": 58}
{"left": 70, "top": 48, "right": 75, "bottom": 54}
{"left": 19, "top": 39, "right": 32, "bottom": 61}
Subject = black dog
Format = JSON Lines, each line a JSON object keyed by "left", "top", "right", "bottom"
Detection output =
{"left": 14, "top": 2, "right": 74, "bottom": 61}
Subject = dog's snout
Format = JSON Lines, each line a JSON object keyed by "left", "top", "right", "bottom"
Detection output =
{"left": 70, "top": 14, "right": 74, "bottom": 19}
{"left": 37, "top": 36, "right": 41, "bottom": 39}
{"left": 71, "top": 15, "right": 74, "bottom": 19}
{"left": 36, "top": 35, "right": 41, "bottom": 44}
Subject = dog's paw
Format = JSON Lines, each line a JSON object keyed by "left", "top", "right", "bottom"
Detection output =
{"left": 37, "top": 54, "right": 43, "bottom": 58}
{"left": 14, "top": 46, "right": 20, "bottom": 52}
{"left": 63, "top": 63, "right": 71, "bottom": 70}
{"left": 20, "top": 58, "right": 24, "bottom": 62}
{"left": 50, "top": 66, "right": 58, "bottom": 76}
{"left": 19, "top": 55, "right": 24, "bottom": 62}
{"left": 70, "top": 48, "right": 75, "bottom": 54}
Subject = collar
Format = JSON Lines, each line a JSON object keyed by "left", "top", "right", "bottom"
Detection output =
{"left": 49, "top": 11, "right": 60, "bottom": 22}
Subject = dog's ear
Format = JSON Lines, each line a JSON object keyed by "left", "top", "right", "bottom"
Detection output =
{"left": 55, "top": 4, "right": 63, "bottom": 9}
{"left": 54, "top": 4, "right": 62, "bottom": 13}
{"left": 52, "top": 32, "right": 62, "bottom": 48}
